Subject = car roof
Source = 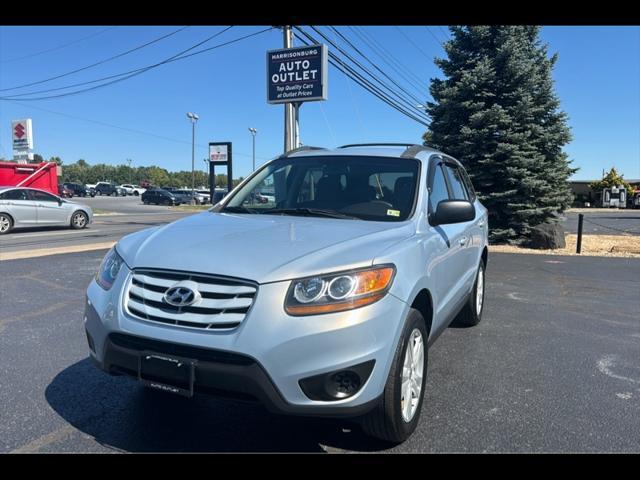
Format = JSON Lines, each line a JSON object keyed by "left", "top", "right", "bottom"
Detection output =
{"left": 0, "top": 186, "right": 59, "bottom": 195}
{"left": 281, "top": 144, "right": 461, "bottom": 166}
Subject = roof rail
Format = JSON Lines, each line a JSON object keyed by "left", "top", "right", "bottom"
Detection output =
{"left": 338, "top": 143, "right": 415, "bottom": 149}
{"left": 338, "top": 143, "right": 436, "bottom": 159}
{"left": 280, "top": 145, "right": 327, "bottom": 157}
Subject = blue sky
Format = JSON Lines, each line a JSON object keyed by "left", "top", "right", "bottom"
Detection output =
{"left": 0, "top": 25, "right": 638, "bottom": 181}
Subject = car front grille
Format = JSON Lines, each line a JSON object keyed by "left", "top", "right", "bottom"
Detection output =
{"left": 124, "top": 269, "right": 257, "bottom": 330}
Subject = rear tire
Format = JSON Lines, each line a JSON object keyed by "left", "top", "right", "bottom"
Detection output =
{"left": 454, "top": 260, "right": 485, "bottom": 327}
{"left": 0, "top": 213, "right": 13, "bottom": 234}
{"left": 70, "top": 211, "right": 88, "bottom": 229}
{"left": 360, "top": 308, "right": 428, "bottom": 444}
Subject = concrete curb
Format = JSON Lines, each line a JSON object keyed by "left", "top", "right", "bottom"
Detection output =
{"left": 0, "top": 241, "right": 116, "bottom": 261}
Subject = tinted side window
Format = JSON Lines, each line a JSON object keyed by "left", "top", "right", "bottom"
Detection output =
{"left": 459, "top": 166, "right": 476, "bottom": 201}
{"left": 2, "top": 189, "right": 29, "bottom": 200}
{"left": 428, "top": 164, "right": 450, "bottom": 213}
{"left": 443, "top": 164, "right": 469, "bottom": 201}
{"left": 30, "top": 190, "right": 58, "bottom": 202}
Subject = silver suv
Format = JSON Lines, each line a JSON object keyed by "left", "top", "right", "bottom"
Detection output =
{"left": 84, "top": 144, "right": 488, "bottom": 443}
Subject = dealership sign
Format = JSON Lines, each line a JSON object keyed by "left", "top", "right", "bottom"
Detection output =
{"left": 267, "top": 44, "right": 328, "bottom": 104}
{"left": 12, "top": 119, "right": 33, "bottom": 151}
{"left": 209, "top": 143, "right": 230, "bottom": 164}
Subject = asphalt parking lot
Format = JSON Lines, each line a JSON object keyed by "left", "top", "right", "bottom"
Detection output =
{"left": 1, "top": 250, "right": 638, "bottom": 453}
{"left": 560, "top": 209, "right": 640, "bottom": 235}
{"left": 0, "top": 196, "right": 194, "bottom": 256}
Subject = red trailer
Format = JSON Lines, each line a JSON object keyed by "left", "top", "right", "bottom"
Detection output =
{"left": 0, "top": 161, "right": 60, "bottom": 195}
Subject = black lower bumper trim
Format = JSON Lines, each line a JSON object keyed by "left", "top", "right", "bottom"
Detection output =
{"left": 92, "top": 333, "right": 380, "bottom": 418}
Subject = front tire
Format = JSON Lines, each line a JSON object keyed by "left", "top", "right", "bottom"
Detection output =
{"left": 455, "top": 260, "right": 485, "bottom": 327}
{"left": 360, "top": 308, "right": 428, "bottom": 444}
{"left": 70, "top": 211, "right": 88, "bottom": 229}
{"left": 0, "top": 213, "right": 13, "bottom": 234}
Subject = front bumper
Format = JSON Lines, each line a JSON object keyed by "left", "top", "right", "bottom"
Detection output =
{"left": 84, "top": 266, "right": 410, "bottom": 416}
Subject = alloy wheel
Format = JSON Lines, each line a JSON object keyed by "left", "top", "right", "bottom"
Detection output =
{"left": 400, "top": 328, "right": 424, "bottom": 422}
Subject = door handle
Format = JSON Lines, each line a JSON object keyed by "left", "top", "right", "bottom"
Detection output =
{"left": 459, "top": 236, "right": 468, "bottom": 246}
{"left": 478, "top": 219, "right": 486, "bottom": 227}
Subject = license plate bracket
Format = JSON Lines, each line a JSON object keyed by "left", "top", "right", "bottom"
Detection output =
{"left": 138, "top": 351, "right": 196, "bottom": 397}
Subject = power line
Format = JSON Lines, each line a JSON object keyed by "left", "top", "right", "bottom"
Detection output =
{"left": 329, "top": 26, "right": 428, "bottom": 107}
{"left": 4, "top": 99, "right": 269, "bottom": 160}
{"left": 349, "top": 26, "right": 430, "bottom": 94}
{"left": 394, "top": 26, "right": 434, "bottom": 61}
{"left": 0, "top": 27, "right": 115, "bottom": 64}
{"left": 328, "top": 28, "right": 366, "bottom": 137}
{"left": 437, "top": 26, "right": 451, "bottom": 42}
{"left": 1, "top": 27, "right": 233, "bottom": 99}
{"left": 0, "top": 26, "right": 190, "bottom": 92}
{"left": 294, "top": 28, "right": 429, "bottom": 127}
{"left": 306, "top": 26, "right": 429, "bottom": 121}
{"left": 1, "top": 27, "right": 274, "bottom": 101}
{"left": 423, "top": 26, "right": 445, "bottom": 49}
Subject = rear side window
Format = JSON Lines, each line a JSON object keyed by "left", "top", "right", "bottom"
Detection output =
{"left": 30, "top": 190, "right": 58, "bottom": 202}
{"left": 428, "top": 164, "right": 450, "bottom": 213}
{"left": 458, "top": 166, "right": 476, "bottom": 201}
{"left": 443, "top": 164, "right": 469, "bottom": 201}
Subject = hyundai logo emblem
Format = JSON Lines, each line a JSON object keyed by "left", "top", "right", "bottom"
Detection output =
{"left": 163, "top": 281, "right": 201, "bottom": 307}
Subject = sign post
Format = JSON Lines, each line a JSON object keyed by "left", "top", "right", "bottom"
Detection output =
{"left": 208, "top": 142, "right": 233, "bottom": 202}
{"left": 267, "top": 40, "right": 328, "bottom": 153}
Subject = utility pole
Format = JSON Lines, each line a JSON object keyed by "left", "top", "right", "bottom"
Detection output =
{"left": 186, "top": 112, "right": 199, "bottom": 203}
{"left": 283, "top": 26, "right": 300, "bottom": 153}
{"left": 248, "top": 128, "right": 257, "bottom": 171}
{"left": 126, "top": 158, "right": 132, "bottom": 184}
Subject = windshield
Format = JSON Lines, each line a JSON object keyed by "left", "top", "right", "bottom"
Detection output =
{"left": 223, "top": 155, "right": 420, "bottom": 222}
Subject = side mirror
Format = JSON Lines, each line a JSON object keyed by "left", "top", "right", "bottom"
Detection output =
{"left": 431, "top": 200, "right": 475, "bottom": 226}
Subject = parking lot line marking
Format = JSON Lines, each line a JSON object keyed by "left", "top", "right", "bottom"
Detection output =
{"left": 0, "top": 241, "right": 116, "bottom": 261}
{"left": 10, "top": 425, "right": 76, "bottom": 453}
{"left": 9, "top": 229, "right": 102, "bottom": 239}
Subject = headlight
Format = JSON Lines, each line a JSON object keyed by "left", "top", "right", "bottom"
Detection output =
{"left": 285, "top": 265, "right": 395, "bottom": 316}
{"left": 95, "top": 247, "right": 124, "bottom": 290}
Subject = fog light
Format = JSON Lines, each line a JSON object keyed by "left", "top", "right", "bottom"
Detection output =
{"left": 327, "top": 371, "right": 361, "bottom": 399}
{"left": 299, "top": 360, "right": 375, "bottom": 401}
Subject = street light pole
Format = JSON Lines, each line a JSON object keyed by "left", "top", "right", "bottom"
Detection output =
{"left": 186, "top": 112, "right": 199, "bottom": 203}
{"left": 248, "top": 128, "right": 257, "bottom": 172}
{"left": 126, "top": 158, "right": 132, "bottom": 184}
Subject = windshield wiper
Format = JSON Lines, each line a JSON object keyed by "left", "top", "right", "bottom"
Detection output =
{"left": 260, "top": 208, "right": 359, "bottom": 220}
{"left": 222, "top": 205, "right": 259, "bottom": 214}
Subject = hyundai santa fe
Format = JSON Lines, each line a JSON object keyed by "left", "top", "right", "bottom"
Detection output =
{"left": 85, "top": 144, "right": 488, "bottom": 443}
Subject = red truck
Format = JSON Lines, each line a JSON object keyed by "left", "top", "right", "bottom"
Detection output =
{"left": 0, "top": 161, "right": 60, "bottom": 195}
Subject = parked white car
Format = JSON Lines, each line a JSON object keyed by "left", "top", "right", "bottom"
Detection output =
{"left": 120, "top": 184, "right": 147, "bottom": 196}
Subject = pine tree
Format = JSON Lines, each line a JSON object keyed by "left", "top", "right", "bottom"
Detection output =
{"left": 424, "top": 26, "right": 576, "bottom": 244}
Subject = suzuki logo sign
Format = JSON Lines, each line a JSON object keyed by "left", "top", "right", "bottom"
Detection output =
{"left": 14, "top": 123, "right": 25, "bottom": 139}
{"left": 12, "top": 118, "right": 33, "bottom": 152}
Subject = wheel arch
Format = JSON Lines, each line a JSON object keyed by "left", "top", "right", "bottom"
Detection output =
{"left": 0, "top": 211, "right": 14, "bottom": 224}
{"left": 410, "top": 288, "right": 433, "bottom": 338}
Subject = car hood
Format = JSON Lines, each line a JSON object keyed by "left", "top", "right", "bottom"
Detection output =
{"left": 116, "top": 211, "right": 415, "bottom": 284}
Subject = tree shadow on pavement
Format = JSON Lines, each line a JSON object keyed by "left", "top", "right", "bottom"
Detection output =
{"left": 45, "top": 358, "right": 393, "bottom": 453}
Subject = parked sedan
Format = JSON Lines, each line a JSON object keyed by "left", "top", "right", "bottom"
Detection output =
{"left": 141, "top": 188, "right": 179, "bottom": 206}
{"left": 172, "top": 189, "right": 207, "bottom": 205}
{"left": 0, "top": 187, "right": 93, "bottom": 234}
